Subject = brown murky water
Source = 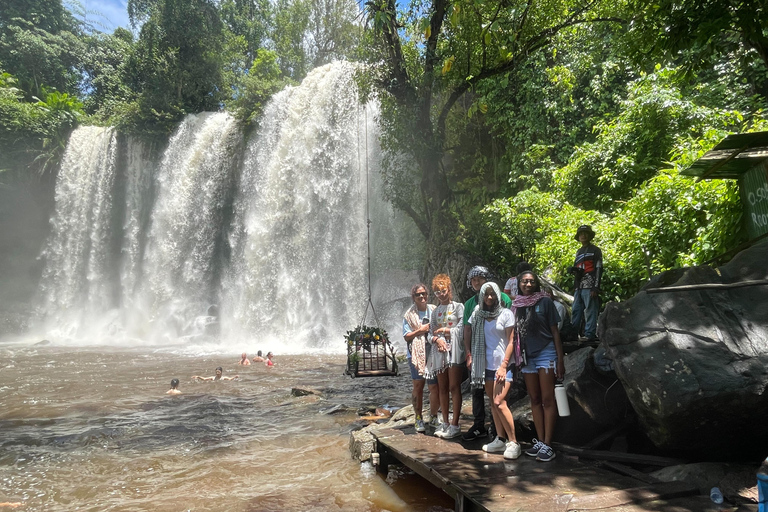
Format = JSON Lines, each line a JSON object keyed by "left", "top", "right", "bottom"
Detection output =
{"left": 0, "top": 347, "right": 454, "bottom": 511}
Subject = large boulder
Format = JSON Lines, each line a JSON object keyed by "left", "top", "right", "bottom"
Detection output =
{"left": 599, "top": 239, "right": 768, "bottom": 459}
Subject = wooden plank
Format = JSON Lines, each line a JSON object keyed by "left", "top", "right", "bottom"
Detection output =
{"left": 566, "top": 481, "right": 699, "bottom": 510}
{"left": 370, "top": 427, "right": 693, "bottom": 512}
{"left": 553, "top": 443, "right": 686, "bottom": 467}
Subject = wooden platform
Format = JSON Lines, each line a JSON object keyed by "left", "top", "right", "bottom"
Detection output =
{"left": 370, "top": 426, "right": 724, "bottom": 512}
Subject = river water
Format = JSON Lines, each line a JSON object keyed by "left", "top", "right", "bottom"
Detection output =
{"left": 0, "top": 346, "right": 454, "bottom": 511}
{"left": 0, "top": 61, "right": 442, "bottom": 510}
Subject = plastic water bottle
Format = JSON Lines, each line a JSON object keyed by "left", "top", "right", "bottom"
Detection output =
{"left": 554, "top": 381, "right": 570, "bottom": 417}
{"left": 709, "top": 486, "right": 723, "bottom": 505}
{"left": 758, "top": 456, "right": 768, "bottom": 512}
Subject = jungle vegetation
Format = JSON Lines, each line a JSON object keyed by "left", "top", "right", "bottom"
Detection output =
{"left": 1, "top": 0, "right": 766, "bottom": 301}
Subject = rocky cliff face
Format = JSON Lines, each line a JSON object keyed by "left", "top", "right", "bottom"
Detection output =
{"left": 600, "top": 239, "right": 768, "bottom": 460}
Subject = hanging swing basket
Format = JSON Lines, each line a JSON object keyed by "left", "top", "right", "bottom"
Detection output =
{"left": 344, "top": 325, "right": 398, "bottom": 377}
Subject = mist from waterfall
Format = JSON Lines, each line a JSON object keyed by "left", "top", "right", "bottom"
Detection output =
{"left": 34, "top": 62, "right": 421, "bottom": 352}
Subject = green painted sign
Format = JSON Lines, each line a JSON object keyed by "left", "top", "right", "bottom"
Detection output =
{"left": 742, "top": 161, "right": 768, "bottom": 238}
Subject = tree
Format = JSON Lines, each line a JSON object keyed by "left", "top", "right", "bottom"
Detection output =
{"left": 0, "top": 0, "right": 83, "bottom": 100}
{"left": 79, "top": 28, "right": 135, "bottom": 120}
{"left": 125, "top": 0, "right": 225, "bottom": 130}
{"left": 362, "top": 0, "right": 624, "bottom": 275}
{"left": 627, "top": 0, "right": 768, "bottom": 71}
{"left": 230, "top": 49, "right": 287, "bottom": 123}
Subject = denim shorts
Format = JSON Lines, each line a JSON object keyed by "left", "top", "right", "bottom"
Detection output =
{"left": 521, "top": 342, "right": 558, "bottom": 374}
{"left": 408, "top": 358, "right": 437, "bottom": 384}
{"left": 485, "top": 368, "right": 513, "bottom": 383}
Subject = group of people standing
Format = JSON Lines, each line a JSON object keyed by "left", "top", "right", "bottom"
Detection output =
{"left": 402, "top": 224, "right": 603, "bottom": 463}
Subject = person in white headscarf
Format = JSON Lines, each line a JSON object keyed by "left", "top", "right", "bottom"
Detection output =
{"left": 465, "top": 282, "right": 521, "bottom": 460}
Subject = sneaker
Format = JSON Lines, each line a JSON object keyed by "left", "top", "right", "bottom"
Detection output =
{"left": 504, "top": 441, "right": 522, "bottom": 460}
{"left": 415, "top": 418, "right": 426, "bottom": 433}
{"left": 482, "top": 436, "right": 507, "bottom": 453}
{"left": 525, "top": 438, "right": 544, "bottom": 457}
{"left": 428, "top": 416, "right": 442, "bottom": 429}
{"left": 536, "top": 443, "right": 556, "bottom": 462}
{"left": 461, "top": 425, "right": 487, "bottom": 441}
{"left": 443, "top": 424, "right": 462, "bottom": 439}
{"left": 433, "top": 423, "right": 449, "bottom": 438}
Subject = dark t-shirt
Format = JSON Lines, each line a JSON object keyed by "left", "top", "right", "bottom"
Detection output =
{"left": 517, "top": 296, "right": 560, "bottom": 358}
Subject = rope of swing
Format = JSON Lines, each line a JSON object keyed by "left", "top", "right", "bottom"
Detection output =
{"left": 357, "top": 100, "right": 381, "bottom": 330}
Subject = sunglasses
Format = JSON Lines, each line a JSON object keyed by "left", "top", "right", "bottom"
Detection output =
{"left": 413, "top": 292, "right": 428, "bottom": 297}
{"left": 520, "top": 279, "right": 535, "bottom": 284}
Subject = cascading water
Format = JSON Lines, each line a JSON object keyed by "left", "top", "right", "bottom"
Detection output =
{"left": 221, "top": 62, "right": 372, "bottom": 349}
{"left": 136, "top": 112, "right": 242, "bottom": 342}
{"left": 34, "top": 62, "right": 419, "bottom": 351}
{"left": 38, "top": 126, "right": 119, "bottom": 338}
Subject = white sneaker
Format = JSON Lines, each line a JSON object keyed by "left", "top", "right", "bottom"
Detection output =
{"left": 434, "top": 423, "right": 449, "bottom": 438}
{"left": 428, "top": 416, "right": 442, "bottom": 429}
{"left": 504, "top": 441, "right": 522, "bottom": 459}
{"left": 482, "top": 436, "right": 506, "bottom": 453}
{"left": 415, "top": 419, "right": 426, "bottom": 433}
{"left": 443, "top": 424, "right": 462, "bottom": 439}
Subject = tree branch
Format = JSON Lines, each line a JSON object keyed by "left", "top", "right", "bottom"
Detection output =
{"left": 436, "top": 13, "right": 623, "bottom": 138}
{"left": 391, "top": 196, "right": 430, "bottom": 237}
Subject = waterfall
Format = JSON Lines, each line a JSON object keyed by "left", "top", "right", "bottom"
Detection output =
{"left": 222, "top": 62, "right": 371, "bottom": 349}
{"left": 38, "top": 126, "right": 119, "bottom": 338}
{"left": 34, "top": 62, "right": 419, "bottom": 351}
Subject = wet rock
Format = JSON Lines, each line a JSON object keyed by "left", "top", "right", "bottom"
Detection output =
{"left": 599, "top": 239, "right": 768, "bottom": 459}
{"left": 511, "top": 346, "right": 631, "bottom": 445}
{"left": 291, "top": 386, "right": 322, "bottom": 397}
{"left": 319, "top": 404, "right": 353, "bottom": 415}
{"left": 651, "top": 463, "right": 759, "bottom": 504}
{"left": 350, "top": 428, "right": 377, "bottom": 462}
{"left": 349, "top": 405, "right": 416, "bottom": 461}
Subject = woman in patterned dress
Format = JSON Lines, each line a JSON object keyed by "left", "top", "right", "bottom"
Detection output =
{"left": 426, "top": 274, "right": 465, "bottom": 439}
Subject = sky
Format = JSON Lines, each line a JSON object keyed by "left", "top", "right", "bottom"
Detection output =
{"left": 78, "top": 0, "right": 132, "bottom": 32}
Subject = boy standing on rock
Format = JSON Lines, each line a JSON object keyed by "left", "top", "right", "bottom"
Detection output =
{"left": 569, "top": 225, "right": 603, "bottom": 342}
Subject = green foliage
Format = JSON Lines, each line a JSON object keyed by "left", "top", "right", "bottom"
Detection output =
{"left": 478, "top": 25, "right": 635, "bottom": 193}
{"left": 79, "top": 28, "right": 135, "bottom": 120}
{"left": 0, "top": 71, "right": 82, "bottom": 178}
{"left": 0, "top": 7, "right": 83, "bottom": 100}
{"left": 480, "top": 189, "right": 606, "bottom": 288}
{"left": 230, "top": 50, "right": 287, "bottom": 124}
{"left": 123, "top": 0, "right": 226, "bottom": 132}
{"left": 552, "top": 68, "right": 743, "bottom": 212}
{"left": 272, "top": 0, "right": 312, "bottom": 79}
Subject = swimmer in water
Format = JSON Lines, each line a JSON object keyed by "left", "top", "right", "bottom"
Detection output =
{"left": 252, "top": 350, "right": 265, "bottom": 363}
{"left": 238, "top": 352, "right": 251, "bottom": 365}
{"left": 265, "top": 352, "right": 274, "bottom": 367}
{"left": 166, "top": 378, "right": 182, "bottom": 395}
{"left": 192, "top": 367, "right": 239, "bottom": 381}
